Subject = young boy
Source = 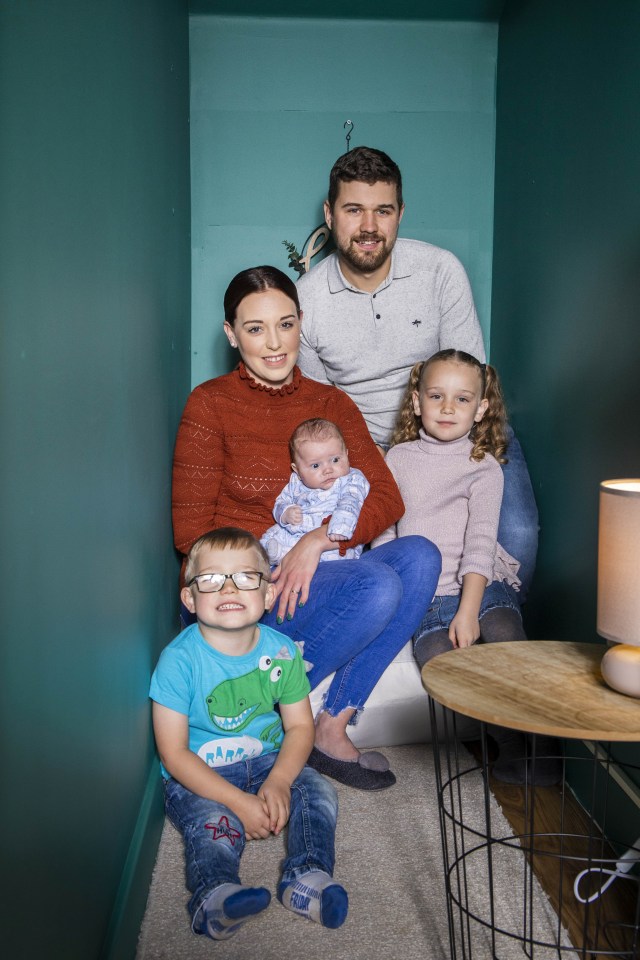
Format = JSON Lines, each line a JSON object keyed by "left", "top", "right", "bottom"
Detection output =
{"left": 150, "top": 527, "right": 348, "bottom": 940}
{"left": 260, "top": 418, "right": 370, "bottom": 566}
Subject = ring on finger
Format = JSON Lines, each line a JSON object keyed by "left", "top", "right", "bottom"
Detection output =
{"left": 290, "top": 588, "right": 300, "bottom": 594}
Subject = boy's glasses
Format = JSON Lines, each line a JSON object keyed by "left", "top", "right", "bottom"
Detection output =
{"left": 188, "top": 571, "right": 270, "bottom": 593}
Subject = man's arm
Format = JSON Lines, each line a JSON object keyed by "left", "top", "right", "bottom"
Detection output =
{"left": 436, "top": 250, "right": 486, "bottom": 363}
{"left": 297, "top": 272, "right": 333, "bottom": 384}
{"left": 298, "top": 330, "right": 332, "bottom": 384}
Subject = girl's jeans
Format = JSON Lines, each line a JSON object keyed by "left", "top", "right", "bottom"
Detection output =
{"left": 413, "top": 581, "right": 524, "bottom": 665}
{"left": 261, "top": 535, "right": 441, "bottom": 719}
{"left": 164, "top": 753, "right": 338, "bottom": 933}
{"left": 415, "top": 580, "right": 521, "bottom": 637}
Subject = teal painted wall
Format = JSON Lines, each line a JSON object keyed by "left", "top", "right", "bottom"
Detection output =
{"left": 190, "top": 14, "right": 498, "bottom": 385}
{"left": 492, "top": 0, "right": 640, "bottom": 835}
{"left": 0, "top": 2, "right": 191, "bottom": 958}
{"left": 492, "top": 0, "right": 640, "bottom": 640}
{"left": 190, "top": 0, "right": 505, "bottom": 18}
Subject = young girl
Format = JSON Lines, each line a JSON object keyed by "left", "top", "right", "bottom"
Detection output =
{"left": 373, "top": 349, "right": 558, "bottom": 785}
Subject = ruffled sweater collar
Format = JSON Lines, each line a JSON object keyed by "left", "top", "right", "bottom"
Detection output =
{"left": 417, "top": 429, "right": 473, "bottom": 455}
{"left": 237, "top": 361, "right": 302, "bottom": 397}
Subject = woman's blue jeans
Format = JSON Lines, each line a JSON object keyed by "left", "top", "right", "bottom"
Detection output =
{"left": 164, "top": 754, "right": 338, "bottom": 933}
{"left": 499, "top": 429, "right": 539, "bottom": 601}
{"left": 261, "top": 535, "right": 441, "bottom": 720}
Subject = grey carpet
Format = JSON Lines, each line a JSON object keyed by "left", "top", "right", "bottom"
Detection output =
{"left": 137, "top": 744, "right": 572, "bottom": 960}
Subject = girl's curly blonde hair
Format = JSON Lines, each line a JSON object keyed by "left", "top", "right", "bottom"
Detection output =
{"left": 390, "top": 349, "right": 509, "bottom": 463}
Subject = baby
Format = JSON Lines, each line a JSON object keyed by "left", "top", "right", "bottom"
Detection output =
{"left": 261, "top": 418, "right": 370, "bottom": 565}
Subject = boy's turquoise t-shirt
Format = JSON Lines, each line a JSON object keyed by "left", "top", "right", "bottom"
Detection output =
{"left": 149, "top": 623, "right": 310, "bottom": 774}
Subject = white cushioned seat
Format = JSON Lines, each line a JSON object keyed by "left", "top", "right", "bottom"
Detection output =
{"left": 308, "top": 641, "right": 479, "bottom": 748}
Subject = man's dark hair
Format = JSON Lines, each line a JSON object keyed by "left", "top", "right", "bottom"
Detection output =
{"left": 328, "top": 146, "right": 403, "bottom": 210}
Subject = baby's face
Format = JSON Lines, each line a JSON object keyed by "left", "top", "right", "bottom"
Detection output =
{"left": 293, "top": 436, "right": 350, "bottom": 490}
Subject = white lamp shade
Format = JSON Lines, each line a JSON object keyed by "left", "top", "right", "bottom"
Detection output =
{"left": 597, "top": 479, "right": 640, "bottom": 646}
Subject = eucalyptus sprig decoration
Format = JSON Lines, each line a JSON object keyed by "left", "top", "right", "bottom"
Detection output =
{"left": 282, "top": 240, "right": 306, "bottom": 276}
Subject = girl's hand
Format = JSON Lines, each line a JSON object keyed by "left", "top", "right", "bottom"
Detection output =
{"left": 327, "top": 532, "right": 348, "bottom": 542}
{"left": 448, "top": 611, "right": 481, "bottom": 649}
{"left": 271, "top": 527, "right": 329, "bottom": 622}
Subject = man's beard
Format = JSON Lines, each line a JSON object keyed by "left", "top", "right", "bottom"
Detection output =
{"left": 334, "top": 232, "right": 395, "bottom": 274}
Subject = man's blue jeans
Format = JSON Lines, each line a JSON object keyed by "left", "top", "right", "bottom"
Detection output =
{"left": 164, "top": 754, "right": 338, "bottom": 933}
{"left": 499, "top": 429, "right": 539, "bottom": 601}
{"left": 261, "top": 535, "right": 441, "bottom": 719}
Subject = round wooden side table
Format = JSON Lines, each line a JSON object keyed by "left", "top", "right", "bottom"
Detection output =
{"left": 422, "top": 641, "right": 640, "bottom": 959}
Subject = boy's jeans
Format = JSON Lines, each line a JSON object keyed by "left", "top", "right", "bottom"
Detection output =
{"left": 164, "top": 753, "right": 338, "bottom": 934}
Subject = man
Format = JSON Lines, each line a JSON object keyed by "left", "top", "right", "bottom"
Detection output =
{"left": 297, "top": 146, "right": 538, "bottom": 596}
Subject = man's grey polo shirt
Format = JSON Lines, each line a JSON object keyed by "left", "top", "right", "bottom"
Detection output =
{"left": 297, "top": 238, "right": 485, "bottom": 445}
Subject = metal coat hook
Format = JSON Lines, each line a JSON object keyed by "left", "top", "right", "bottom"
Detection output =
{"left": 344, "top": 120, "right": 354, "bottom": 151}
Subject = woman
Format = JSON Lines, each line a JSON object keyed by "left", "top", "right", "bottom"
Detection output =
{"left": 172, "top": 266, "right": 441, "bottom": 790}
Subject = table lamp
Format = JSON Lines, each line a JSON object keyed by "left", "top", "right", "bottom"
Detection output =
{"left": 597, "top": 479, "right": 640, "bottom": 698}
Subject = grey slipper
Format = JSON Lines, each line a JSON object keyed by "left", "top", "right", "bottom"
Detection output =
{"left": 306, "top": 747, "right": 396, "bottom": 790}
{"left": 358, "top": 750, "right": 390, "bottom": 772}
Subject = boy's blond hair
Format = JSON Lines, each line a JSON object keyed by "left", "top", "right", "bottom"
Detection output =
{"left": 184, "top": 527, "right": 270, "bottom": 585}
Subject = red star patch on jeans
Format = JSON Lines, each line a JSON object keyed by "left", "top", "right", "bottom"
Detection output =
{"left": 205, "top": 815, "right": 242, "bottom": 846}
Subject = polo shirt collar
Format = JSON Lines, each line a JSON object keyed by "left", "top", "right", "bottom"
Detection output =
{"left": 327, "top": 241, "right": 412, "bottom": 294}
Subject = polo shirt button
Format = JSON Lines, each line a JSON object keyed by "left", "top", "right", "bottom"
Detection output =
{"left": 372, "top": 293, "right": 376, "bottom": 298}
{"left": 376, "top": 314, "right": 381, "bottom": 319}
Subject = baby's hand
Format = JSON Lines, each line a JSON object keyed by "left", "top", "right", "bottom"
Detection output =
{"left": 282, "top": 505, "right": 303, "bottom": 526}
{"left": 327, "top": 532, "right": 348, "bottom": 542}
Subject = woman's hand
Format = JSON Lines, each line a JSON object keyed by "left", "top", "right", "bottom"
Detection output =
{"left": 271, "top": 527, "right": 330, "bottom": 622}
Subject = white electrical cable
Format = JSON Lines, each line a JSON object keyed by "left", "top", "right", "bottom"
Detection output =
{"left": 573, "top": 839, "right": 640, "bottom": 904}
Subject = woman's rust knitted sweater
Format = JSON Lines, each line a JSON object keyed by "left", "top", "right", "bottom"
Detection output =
{"left": 172, "top": 363, "right": 404, "bottom": 559}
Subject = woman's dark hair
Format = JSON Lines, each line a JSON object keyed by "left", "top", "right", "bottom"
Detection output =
{"left": 223, "top": 265, "right": 300, "bottom": 325}
{"left": 328, "top": 146, "right": 403, "bottom": 210}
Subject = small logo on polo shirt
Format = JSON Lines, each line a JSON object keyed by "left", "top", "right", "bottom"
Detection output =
{"left": 412, "top": 319, "right": 422, "bottom": 327}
